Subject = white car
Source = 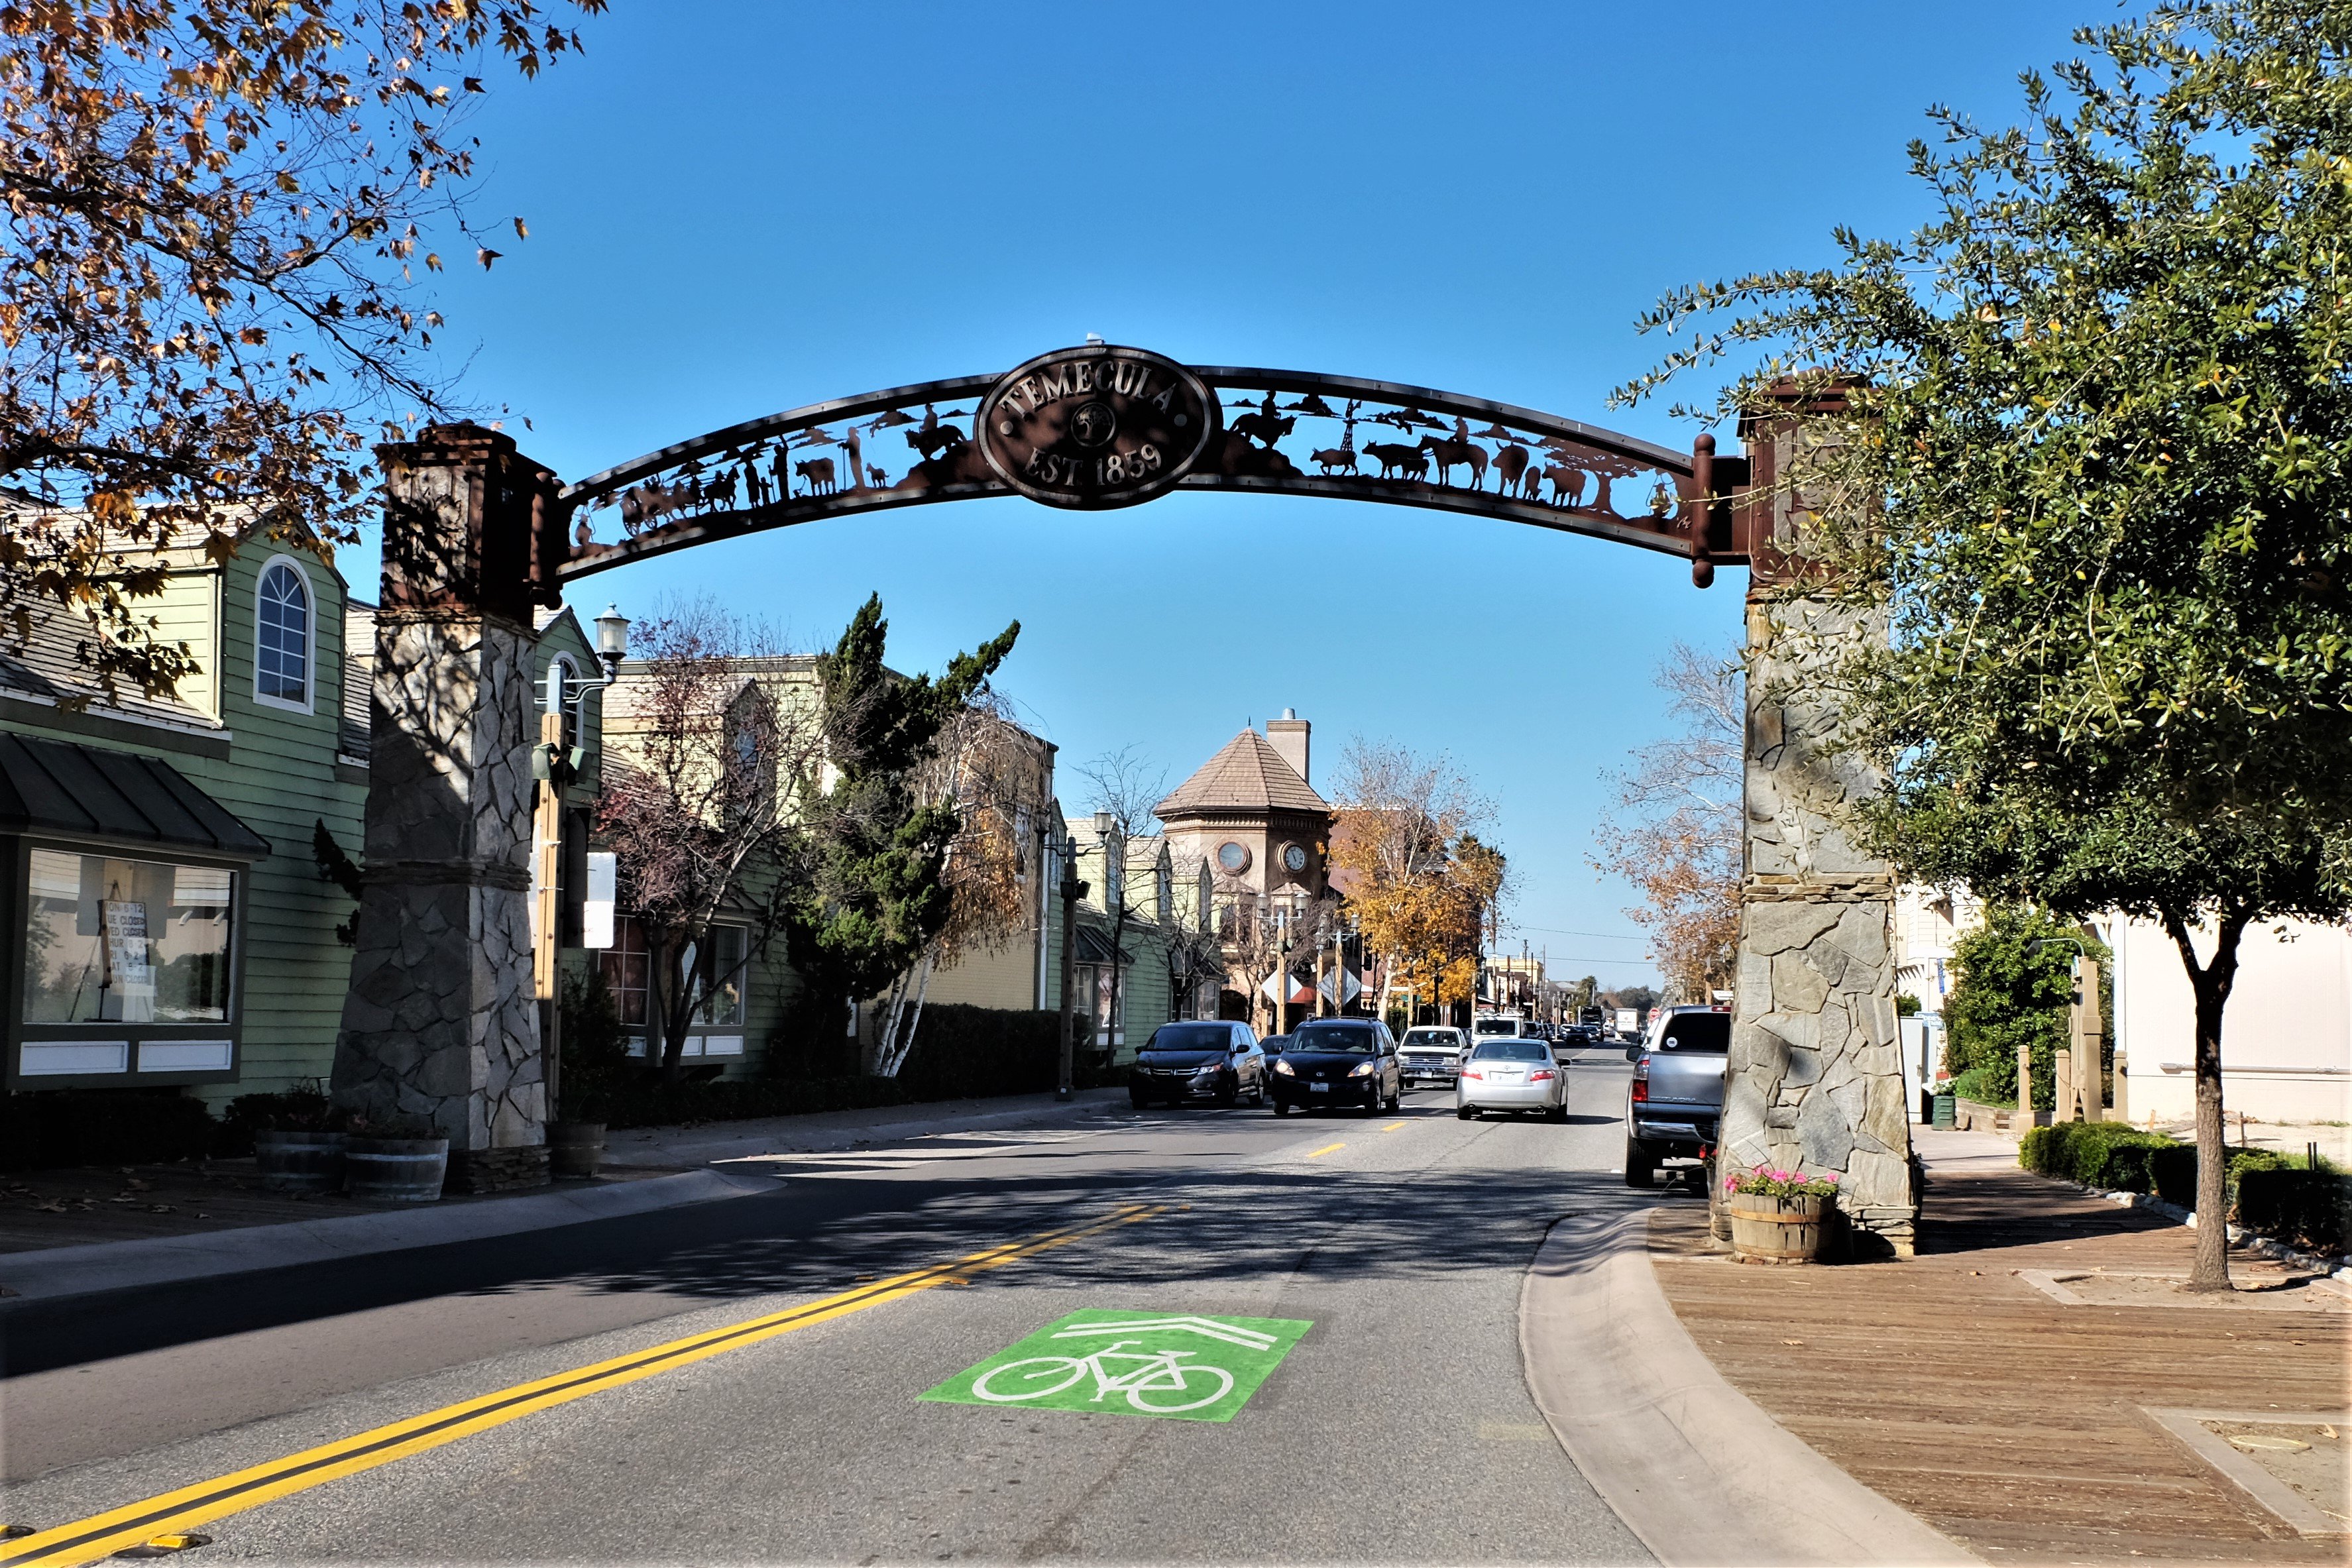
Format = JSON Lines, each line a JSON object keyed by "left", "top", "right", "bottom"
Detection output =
{"left": 1455, "top": 1038, "right": 1569, "bottom": 1121}
{"left": 1397, "top": 1026, "right": 1471, "bottom": 1086}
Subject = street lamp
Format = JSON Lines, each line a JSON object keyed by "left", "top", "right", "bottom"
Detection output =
{"left": 593, "top": 603, "right": 631, "bottom": 680}
{"left": 1054, "top": 825, "right": 1088, "bottom": 1103}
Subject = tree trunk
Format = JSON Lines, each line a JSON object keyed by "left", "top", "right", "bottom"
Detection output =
{"left": 657, "top": 938, "right": 698, "bottom": 1086}
{"left": 2161, "top": 905, "right": 2248, "bottom": 1292}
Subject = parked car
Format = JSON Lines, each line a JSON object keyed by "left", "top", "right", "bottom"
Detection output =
{"left": 1259, "top": 1033, "right": 1293, "bottom": 1062}
{"left": 1269, "top": 1018, "right": 1401, "bottom": 1116}
{"left": 1396, "top": 1026, "right": 1470, "bottom": 1087}
{"left": 1131, "top": 1021, "right": 1265, "bottom": 1110}
{"left": 1456, "top": 1038, "right": 1569, "bottom": 1121}
{"left": 1624, "top": 1009, "right": 1730, "bottom": 1185}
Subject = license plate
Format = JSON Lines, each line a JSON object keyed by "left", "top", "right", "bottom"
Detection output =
{"left": 1310, "top": 1082, "right": 1329, "bottom": 1093}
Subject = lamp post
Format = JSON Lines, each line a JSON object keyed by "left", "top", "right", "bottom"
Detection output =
{"left": 542, "top": 604, "right": 626, "bottom": 1130}
{"left": 1094, "top": 809, "right": 1122, "bottom": 1062}
{"left": 1055, "top": 828, "right": 1088, "bottom": 1103}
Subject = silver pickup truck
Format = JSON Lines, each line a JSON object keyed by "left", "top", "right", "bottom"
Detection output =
{"left": 1624, "top": 1007, "right": 1730, "bottom": 1186}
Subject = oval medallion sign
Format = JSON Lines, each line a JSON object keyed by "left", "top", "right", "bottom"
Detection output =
{"left": 978, "top": 345, "right": 1219, "bottom": 509}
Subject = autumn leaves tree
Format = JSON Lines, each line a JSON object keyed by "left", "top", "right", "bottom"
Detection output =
{"left": 1592, "top": 641, "right": 1742, "bottom": 1004}
{"left": 1, "top": 0, "right": 598, "bottom": 700}
{"left": 1329, "top": 738, "right": 1506, "bottom": 1027}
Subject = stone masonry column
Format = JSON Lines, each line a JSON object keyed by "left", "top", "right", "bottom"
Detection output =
{"left": 333, "top": 423, "right": 560, "bottom": 1192}
{"left": 1720, "top": 410, "right": 1917, "bottom": 1257}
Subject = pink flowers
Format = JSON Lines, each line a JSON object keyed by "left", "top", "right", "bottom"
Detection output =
{"left": 1722, "top": 1162, "right": 1842, "bottom": 1200}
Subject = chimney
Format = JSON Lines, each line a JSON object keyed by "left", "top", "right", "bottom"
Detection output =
{"left": 1266, "top": 708, "right": 1310, "bottom": 785}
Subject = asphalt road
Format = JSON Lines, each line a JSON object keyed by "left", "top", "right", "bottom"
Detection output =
{"left": 1, "top": 1048, "right": 1676, "bottom": 1563}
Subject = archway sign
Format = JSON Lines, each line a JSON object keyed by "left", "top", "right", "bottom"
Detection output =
{"left": 551, "top": 344, "right": 1756, "bottom": 590}
{"left": 335, "top": 345, "right": 1913, "bottom": 1254}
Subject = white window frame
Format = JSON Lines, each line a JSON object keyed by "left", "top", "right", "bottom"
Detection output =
{"left": 251, "top": 554, "right": 317, "bottom": 714}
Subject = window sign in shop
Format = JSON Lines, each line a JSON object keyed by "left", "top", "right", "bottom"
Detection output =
{"left": 23, "top": 850, "right": 234, "bottom": 1023}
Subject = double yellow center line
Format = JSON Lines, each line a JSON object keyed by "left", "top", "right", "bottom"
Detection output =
{"left": 2, "top": 1202, "right": 1165, "bottom": 1568}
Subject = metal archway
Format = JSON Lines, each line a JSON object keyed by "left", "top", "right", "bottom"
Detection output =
{"left": 551, "top": 345, "right": 1752, "bottom": 590}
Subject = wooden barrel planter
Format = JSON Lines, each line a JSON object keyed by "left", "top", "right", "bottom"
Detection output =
{"left": 1726, "top": 1192, "right": 1828, "bottom": 1264}
{"left": 344, "top": 1137, "right": 449, "bottom": 1203}
{"left": 253, "top": 1130, "right": 346, "bottom": 1194}
{"left": 547, "top": 1121, "right": 606, "bottom": 1181}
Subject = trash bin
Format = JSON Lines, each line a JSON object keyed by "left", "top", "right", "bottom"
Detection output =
{"left": 1931, "top": 1092, "right": 1956, "bottom": 1131}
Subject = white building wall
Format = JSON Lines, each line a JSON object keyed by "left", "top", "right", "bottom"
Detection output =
{"left": 2111, "top": 915, "right": 2352, "bottom": 1125}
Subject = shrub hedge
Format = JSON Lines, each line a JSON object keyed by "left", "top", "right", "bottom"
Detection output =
{"left": 2234, "top": 1169, "right": 2352, "bottom": 1255}
{"left": 2019, "top": 1121, "right": 2345, "bottom": 1227}
{"left": 0, "top": 1090, "right": 217, "bottom": 1170}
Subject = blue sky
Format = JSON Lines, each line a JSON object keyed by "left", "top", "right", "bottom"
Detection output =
{"left": 361, "top": 0, "right": 2096, "bottom": 989}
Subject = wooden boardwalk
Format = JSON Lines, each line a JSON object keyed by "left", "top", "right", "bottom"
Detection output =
{"left": 1650, "top": 1166, "right": 2352, "bottom": 1565}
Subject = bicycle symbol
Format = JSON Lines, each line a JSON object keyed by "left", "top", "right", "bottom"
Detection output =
{"left": 971, "top": 1339, "right": 1236, "bottom": 1414}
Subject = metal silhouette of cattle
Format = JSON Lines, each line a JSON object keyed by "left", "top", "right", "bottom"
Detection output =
{"left": 1418, "top": 434, "right": 1488, "bottom": 488}
{"left": 1363, "top": 441, "right": 1428, "bottom": 480}
{"left": 1231, "top": 410, "right": 1294, "bottom": 449}
{"left": 1542, "top": 464, "right": 1587, "bottom": 507}
{"left": 795, "top": 457, "right": 838, "bottom": 494}
{"left": 1311, "top": 446, "right": 1357, "bottom": 475}
{"left": 1493, "top": 443, "right": 1532, "bottom": 496}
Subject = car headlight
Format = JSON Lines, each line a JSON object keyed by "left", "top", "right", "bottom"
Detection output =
{"left": 1349, "top": 1060, "right": 1375, "bottom": 1077}
{"left": 1272, "top": 1058, "right": 1294, "bottom": 1076}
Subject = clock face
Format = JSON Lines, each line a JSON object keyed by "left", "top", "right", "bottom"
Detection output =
{"left": 1282, "top": 844, "right": 1309, "bottom": 873}
{"left": 1217, "top": 841, "right": 1251, "bottom": 873}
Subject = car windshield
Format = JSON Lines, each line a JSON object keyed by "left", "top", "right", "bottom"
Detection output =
{"left": 1401, "top": 1031, "right": 1457, "bottom": 1048}
{"left": 1472, "top": 1040, "right": 1551, "bottom": 1062}
{"left": 1473, "top": 1020, "right": 1516, "bottom": 1035}
{"left": 1292, "top": 1023, "right": 1377, "bottom": 1053}
{"left": 1147, "top": 1025, "right": 1230, "bottom": 1052}
{"left": 1657, "top": 1012, "right": 1731, "bottom": 1052}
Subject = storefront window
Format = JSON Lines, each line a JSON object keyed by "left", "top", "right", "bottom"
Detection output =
{"left": 23, "top": 849, "right": 234, "bottom": 1023}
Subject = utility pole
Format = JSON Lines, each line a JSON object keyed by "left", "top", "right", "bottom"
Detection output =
{"left": 1056, "top": 833, "right": 1087, "bottom": 1103}
{"left": 1274, "top": 905, "right": 1292, "bottom": 1037}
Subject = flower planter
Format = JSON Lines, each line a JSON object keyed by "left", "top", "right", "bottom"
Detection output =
{"left": 344, "top": 1137, "right": 449, "bottom": 1203}
{"left": 1726, "top": 1191, "right": 1828, "bottom": 1264}
{"left": 547, "top": 1121, "right": 606, "bottom": 1181}
{"left": 253, "top": 1129, "right": 346, "bottom": 1194}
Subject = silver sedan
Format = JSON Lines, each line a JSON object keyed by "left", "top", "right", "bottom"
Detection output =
{"left": 1455, "top": 1038, "right": 1570, "bottom": 1121}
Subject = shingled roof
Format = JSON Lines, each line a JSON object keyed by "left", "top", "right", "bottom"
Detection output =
{"left": 1155, "top": 728, "right": 1329, "bottom": 819}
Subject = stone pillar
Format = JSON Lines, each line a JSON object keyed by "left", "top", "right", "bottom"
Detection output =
{"left": 1723, "top": 410, "right": 1917, "bottom": 1257}
{"left": 333, "top": 423, "right": 561, "bottom": 1192}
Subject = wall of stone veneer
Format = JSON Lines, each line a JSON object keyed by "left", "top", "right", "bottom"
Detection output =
{"left": 333, "top": 429, "right": 548, "bottom": 1166}
{"left": 1721, "top": 578, "right": 1917, "bottom": 1255}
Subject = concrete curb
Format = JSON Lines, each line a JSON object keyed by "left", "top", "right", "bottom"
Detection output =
{"left": 0, "top": 1168, "right": 772, "bottom": 1305}
{"left": 1518, "top": 1207, "right": 1977, "bottom": 1567}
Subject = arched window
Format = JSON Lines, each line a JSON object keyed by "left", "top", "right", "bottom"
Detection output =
{"left": 253, "top": 558, "right": 313, "bottom": 711}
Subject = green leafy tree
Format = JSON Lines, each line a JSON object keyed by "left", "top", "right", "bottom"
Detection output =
{"left": 1942, "top": 906, "right": 2107, "bottom": 1109}
{"left": 1619, "top": 0, "right": 2352, "bottom": 1287}
{"left": 784, "top": 594, "right": 1017, "bottom": 1070}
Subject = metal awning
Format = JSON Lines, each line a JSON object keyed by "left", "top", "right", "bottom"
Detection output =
{"left": 1074, "top": 926, "right": 1134, "bottom": 965}
{"left": 0, "top": 732, "right": 271, "bottom": 858}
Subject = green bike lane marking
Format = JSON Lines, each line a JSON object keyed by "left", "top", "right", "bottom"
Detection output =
{"left": 922, "top": 1310, "right": 1312, "bottom": 1424}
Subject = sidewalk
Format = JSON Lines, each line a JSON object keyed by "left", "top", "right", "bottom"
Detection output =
{"left": 1648, "top": 1127, "right": 2352, "bottom": 1563}
{"left": 0, "top": 1088, "right": 1128, "bottom": 1303}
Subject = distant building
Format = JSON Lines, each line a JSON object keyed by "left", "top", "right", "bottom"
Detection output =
{"left": 2110, "top": 916, "right": 2352, "bottom": 1127}
{"left": 1154, "top": 710, "right": 1333, "bottom": 1027}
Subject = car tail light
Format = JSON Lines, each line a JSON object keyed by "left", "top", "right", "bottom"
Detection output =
{"left": 1462, "top": 1069, "right": 1482, "bottom": 1081}
{"left": 1529, "top": 1070, "right": 1555, "bottom": 1082}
